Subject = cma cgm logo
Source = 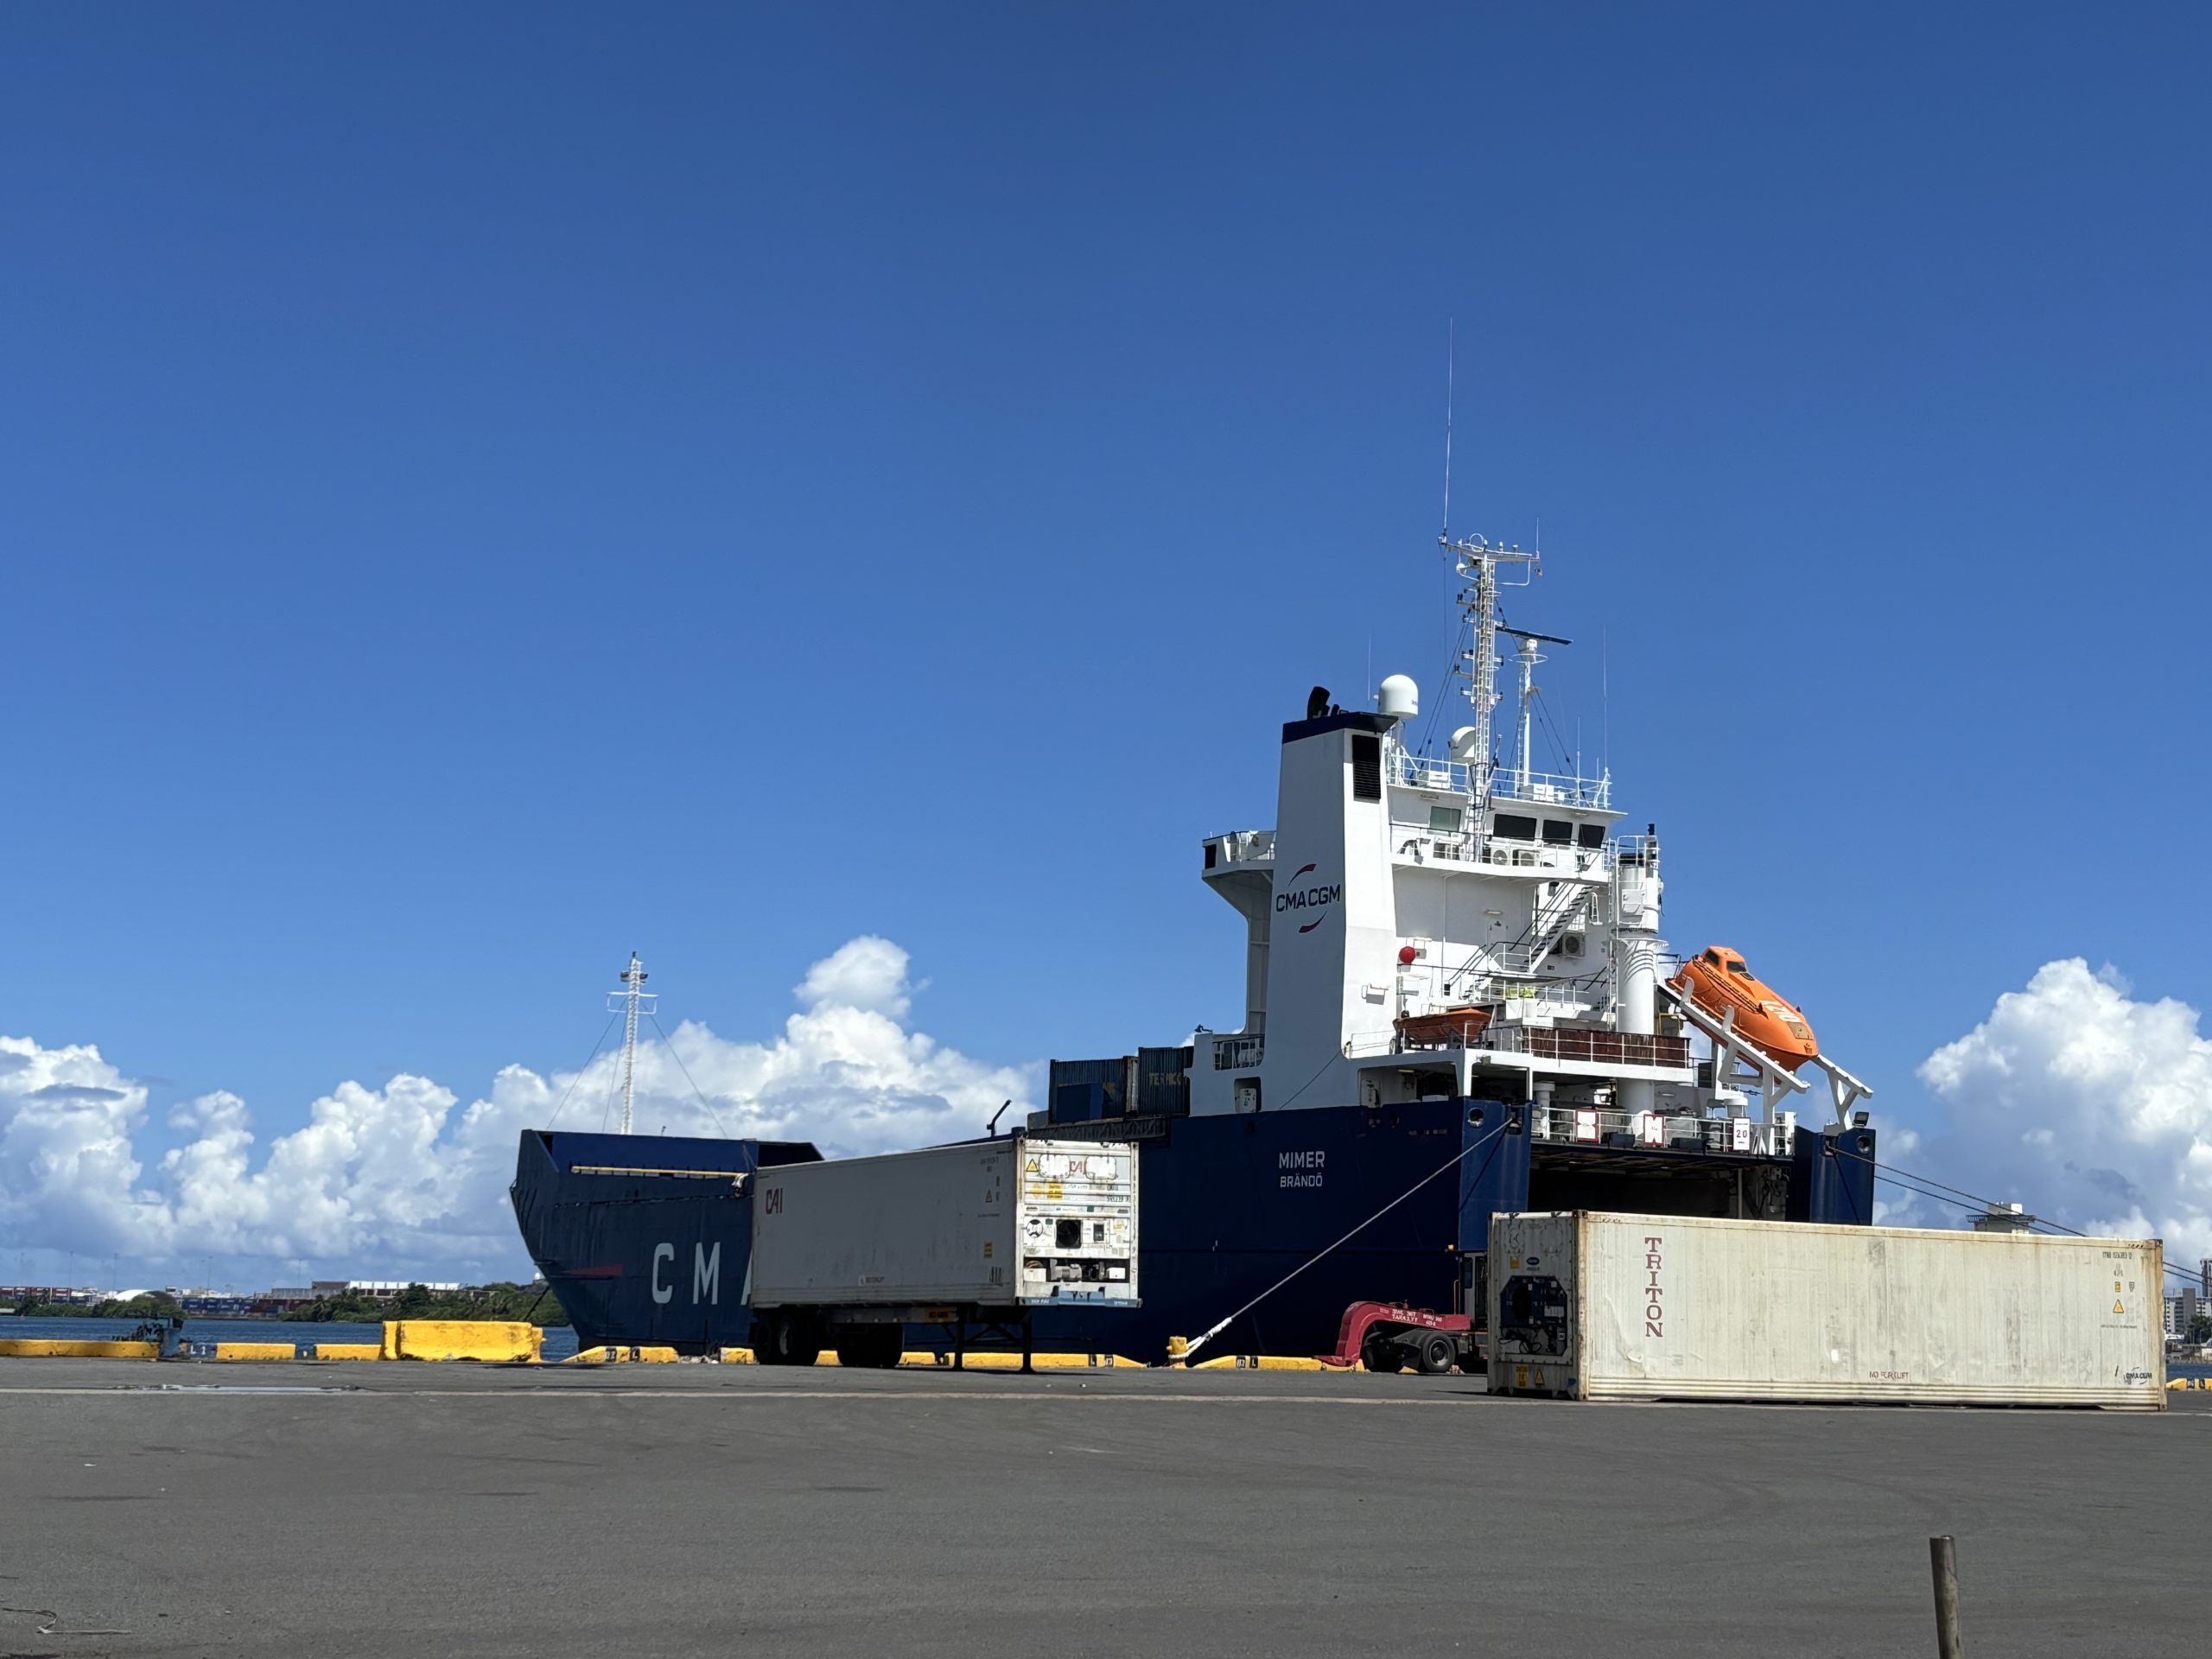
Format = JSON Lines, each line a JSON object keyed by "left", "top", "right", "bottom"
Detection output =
{"left": 1276, "top": 864, "right": 1342, "bottom": 933}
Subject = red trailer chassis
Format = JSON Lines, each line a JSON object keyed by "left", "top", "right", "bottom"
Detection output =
{"left": 1319, "top": 1300, "right": 1484, "bottom": 1375}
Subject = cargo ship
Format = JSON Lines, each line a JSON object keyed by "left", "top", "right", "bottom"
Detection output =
{"left": 512, "top": 528, "right": 1880, "bottom": 1360}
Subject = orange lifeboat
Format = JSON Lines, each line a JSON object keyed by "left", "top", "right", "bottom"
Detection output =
{"left": 1669, "top": 946, "right": 1818, "bottom": 1071}
{"left": 1396, "top": 1006, "right": 1493, "bottom": 1049}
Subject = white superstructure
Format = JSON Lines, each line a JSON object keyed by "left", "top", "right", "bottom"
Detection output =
{"left": 1192, "top": 531, "right": 1858, "bottom": 1152}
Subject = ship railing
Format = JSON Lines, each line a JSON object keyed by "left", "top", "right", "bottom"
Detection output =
{"left": 1475, "top": 981, "right": 1592, "bottom": 1017}
{"left": 1391, "top": 752, "right": 1476, "bottom": 793}
{"left": 1484, "top": 1025, "right": 1694, "bottom": 1071}
{"left": 1529, "top": 1103, "right": 1794, "bottom": 1159}
{"left": 1389, "top": 830, "right": 1483, "bottom": 865}
{"left": 1211, "top": 1033, "right": 1264, "bottom": 1071}
{"left": 1490, "top": 768, "right": 1612, "bottom": 809}
{"left": 1205, "top": 829, "right": 1275, "bottom": 870}
{"left": 1386, "top": 746, "right": 1614, "bottom": 811}
{"left": 1391, "top": 826, "right": 1614, "bottom": 879}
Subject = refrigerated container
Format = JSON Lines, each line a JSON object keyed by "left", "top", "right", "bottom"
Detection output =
{"left": 751, "top": 1138, "right": 1139, "bottom": 1313}
{"left": 1488, "top": 1211, "right": 2164, "bottom": 1408}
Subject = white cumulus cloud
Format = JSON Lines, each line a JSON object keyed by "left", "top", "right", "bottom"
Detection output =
{"left": 1916, "top": 958, "right": 2212, "bottom": 1263}
{"left": 0, "top": 938, "right": 1034, "bottom": 1283}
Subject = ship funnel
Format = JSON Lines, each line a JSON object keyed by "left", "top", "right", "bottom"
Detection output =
{"left": 1377, "top": 674, "right": 1418, "bottom": 721}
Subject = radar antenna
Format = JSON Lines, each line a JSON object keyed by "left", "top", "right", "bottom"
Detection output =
{"left": 1498, "top": 624, "right": 1572, "bottom": 795}
{"left": 607, "top": 951, "right": 657, "bottom": 1135}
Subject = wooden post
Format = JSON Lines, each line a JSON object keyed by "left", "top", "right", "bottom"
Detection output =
{"left": 1929, "top": 1535, "right": 1965, "bottom": 1659}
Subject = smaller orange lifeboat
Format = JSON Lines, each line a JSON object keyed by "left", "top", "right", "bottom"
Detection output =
{"left": 1396, "top": 1006, "right": 1493, "bottom": 1049}
{"left": 1669, "top": 946, "right": 1818, "bottom": 1070}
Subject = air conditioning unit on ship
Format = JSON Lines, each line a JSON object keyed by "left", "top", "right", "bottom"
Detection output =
{"left": 1557, "top": 934, "right": 1586, "bottom": 959}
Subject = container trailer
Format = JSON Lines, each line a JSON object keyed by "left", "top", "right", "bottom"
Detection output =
{"left": 748, "top": 1137, "right": 1138, "bottom": 1366}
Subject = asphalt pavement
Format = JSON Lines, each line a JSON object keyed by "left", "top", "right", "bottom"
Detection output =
{"left": 1, "top": 1359, "right": 2204, "bottom": 1657}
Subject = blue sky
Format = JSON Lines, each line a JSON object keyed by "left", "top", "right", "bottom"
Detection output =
{"left": 3, "top": 6, "right": 2208, "bottom": 1282}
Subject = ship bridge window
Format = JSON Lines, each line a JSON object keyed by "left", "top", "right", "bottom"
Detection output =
{"left": 1429, "top": 804, "right": 1463, "bottom": 835}
{"left": 1541, "top": 820, "right": 1573, "bottom": 845}
{"left": 1577, "top": 824, "right": 1605, "bottom": 849}
{"left": 1494, "top": 813, "right": 1537, "bottom": 841}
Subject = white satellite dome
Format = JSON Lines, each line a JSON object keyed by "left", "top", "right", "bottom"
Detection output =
{"left": 1449, "top": 725, "right": 1480, "bottom": 761}
{"left": 1377, "top": 674, "right": 1419, "bottom": 721}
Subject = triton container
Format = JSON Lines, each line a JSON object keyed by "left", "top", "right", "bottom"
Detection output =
{"left": 1489, "top": 1211, "right": 2164, "bottom": 1408}
{"left": 748, "top": 1138, "right": 1138, "bottom": 1366}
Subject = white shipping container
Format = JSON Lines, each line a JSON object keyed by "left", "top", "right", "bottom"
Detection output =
{"left": 750, "top": 1138, "right": 1138, "bottom": 1311}
{"left": 1488, "top": 1211, "right": 2164, "bottom": 1408}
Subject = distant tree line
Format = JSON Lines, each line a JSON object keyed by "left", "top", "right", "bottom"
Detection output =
{"left": 5, "top": 1282, "right": 571, "bottom": 1326}
{"left": 281, "top": 1281, "right": 570, "bottom": 1327}
{"left": 6, "top": 1291, "right": 183, "bottom": 1319}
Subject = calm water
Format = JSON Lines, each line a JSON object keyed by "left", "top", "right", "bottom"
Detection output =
{"left": 3, "top": 1314, "right": 581, "bottom": 1362}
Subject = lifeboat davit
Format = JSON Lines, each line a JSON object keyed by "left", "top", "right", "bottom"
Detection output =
{"left": 1669, "top": 946, "right": 1818, "bottom": 1071}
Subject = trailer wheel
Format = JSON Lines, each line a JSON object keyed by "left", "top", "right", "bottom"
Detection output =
{"left": 1414, "top": 1331, "right": 1458, "bottom": 1375}
{"left": 769, "top": 1311, "right": 822, "bottom": 1368}
{"left": 835, "top": 1325, "right": 903, "bottom": 1370}
{"left": 1360, "top": 1332, "right": 1404, "bottom": 1374}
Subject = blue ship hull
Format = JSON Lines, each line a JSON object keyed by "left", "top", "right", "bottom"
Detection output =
{"left": 512, "top": 1107, "right": 1874, "bottom": 1361}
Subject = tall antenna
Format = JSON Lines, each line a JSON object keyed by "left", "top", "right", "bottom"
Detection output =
{"left": 1442, "top": 533, "right": 1540, "bottom": 805}
{"left": 1440, "top": 320, "right": 1455, "bottom": 536}
{"left": 607, "top": 951, "right": 656, "bottom": 1135}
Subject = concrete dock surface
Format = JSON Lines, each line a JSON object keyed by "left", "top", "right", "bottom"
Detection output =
{"left": 2, "top": 1360, "right": 2205, "bottom": 1657}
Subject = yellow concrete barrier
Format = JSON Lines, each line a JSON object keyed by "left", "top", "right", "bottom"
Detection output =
{"left": 211, "top": 1342, "right": 298, "bottom": 1362}
{"left": 712, "top": 1348, "right": 1142, "bottom": 1370}
{"left": 0, "top": 1338, "right": 160, "bottom": 1360}
{"left": 917, "top": 1351, "right": 1143, "bottom": 1370}
{"left": 2168, "top": 1376, "right": 2207, "bottom": 1391}
{"left": 313, "top": 1343, "right": 383, "bottom": 1361}
{"left": 561, "top": 1344, "right": 677, "bottom": 1365}
{"left": 1187, "top": 1354, "right": 1332, "bottom": 1372}
{"left": 381, "top": 1320, "right": 543, "bottom": 1363}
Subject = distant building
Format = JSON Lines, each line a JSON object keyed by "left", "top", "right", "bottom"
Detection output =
{"left": 2166, "top": 1289, "right": 2203, "bottom": 1341}
{"left": 276, "top": 1280, "right": 466, "bottom": 1303}
{"left": 1970, "top": 1203, "right": 2036, "bottom": 1234}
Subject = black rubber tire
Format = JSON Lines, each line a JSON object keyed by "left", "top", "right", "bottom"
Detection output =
{"left": 1361, "top": 1332, "right": 1404, "bottom": 1374}
{"left": 771, "top": 1311, "right": 821, "bottom": 1368}
{"left": 1414, "top": 1331, "right": 1458, "bottom": 1375}
{"left": 834, "top": 1326, "right": 902, "bottom": 1370}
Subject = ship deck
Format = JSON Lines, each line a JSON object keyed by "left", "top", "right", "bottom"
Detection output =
{"left": 3, "top": 1360, "right": 2203, "bottom": 1656}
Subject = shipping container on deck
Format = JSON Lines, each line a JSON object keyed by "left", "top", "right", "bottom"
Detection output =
{"left": 1135, "top": 1046, "right": 1193, "bottom": 1116}
{"left": 1489, "top": 1211, "right": 2165, "bottom": 1408}
{"left": 1048, "top": 1057, "right": 1136, "bottom": 1122}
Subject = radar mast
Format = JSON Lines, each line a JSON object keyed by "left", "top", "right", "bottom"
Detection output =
{"left": 607, "top": 952, "right": 656, "bottom": 1135}
{"left": 1440, "top": 533, "right": 1538, "bottom": 807}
